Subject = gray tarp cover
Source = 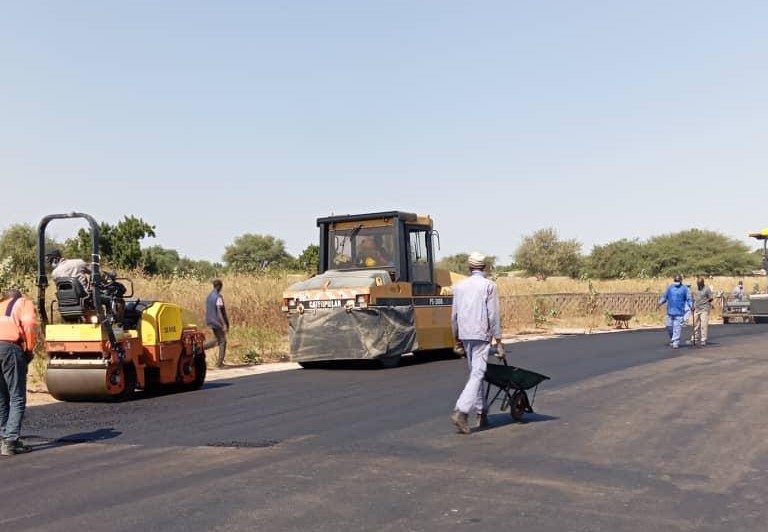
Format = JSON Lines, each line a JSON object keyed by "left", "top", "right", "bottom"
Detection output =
{"left": 289, "top": 305, "right": 418, "bottom": 362}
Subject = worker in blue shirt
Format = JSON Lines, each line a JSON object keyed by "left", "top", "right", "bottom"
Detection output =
{"left": 657, "top": 274, "right": 693, "bottom": 349}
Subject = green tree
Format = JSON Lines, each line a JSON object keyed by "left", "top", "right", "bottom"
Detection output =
{"left": 0, "top": 223, "right": 39, "bottom": 277}
{"left": 586, "top": 239, "right": 649, "bottom": 279}
{"left": 514, "top": 228, "right": 582, "bottom": 280}
{"left": 141, "top": 245, "right": 181, "bottom": 275}
{"left": 141, "top": 246, "right": 220, "bottom": 278}
{"left": 296, "top": 244, "right": 320, "bottom": 273}
{"left": 645, "top": 229, "right": 758, "bottom": 276}
{"left": 176, "top": 258, "right": 221, "bottom": 279}
{"left": 65, "top": 216, "right": 156, "bottom": 270}
{"left": 494, "top": 261, "right": 521, "bottom": 273}
{"left": 223, "top": 234, "right": 294, "bottom": 273}
{"left": 436, "top": 253, "right": 497, "bottom": 274}
{"left": 437, "top": 253, "right": 469, "bottom": 274}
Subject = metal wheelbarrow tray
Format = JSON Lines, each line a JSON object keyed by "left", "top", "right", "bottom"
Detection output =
{"left": 484, "top": 358, "right": 550, "bottom": 421}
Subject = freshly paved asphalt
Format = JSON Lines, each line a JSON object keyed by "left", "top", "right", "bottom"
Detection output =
{"left": 3, "top": 324, "right": 768, "bottom": 531}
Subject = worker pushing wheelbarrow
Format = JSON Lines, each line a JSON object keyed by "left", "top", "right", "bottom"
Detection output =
{"left": 449, "top": 251, "right": 550, "bottom": 434}
{"left": 483, "top": 345, "right": 550, "bottom": 424}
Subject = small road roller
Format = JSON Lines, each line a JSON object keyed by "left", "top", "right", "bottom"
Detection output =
{"left": 36, "top": 212, "right": 207, "bottom": 401}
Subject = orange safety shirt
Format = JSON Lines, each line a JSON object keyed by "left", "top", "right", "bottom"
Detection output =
{"left": 0, "top": 296, "right": 39, "bottom": 351}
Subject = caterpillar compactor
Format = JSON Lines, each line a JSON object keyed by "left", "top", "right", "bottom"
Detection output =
{"left": 282, "top": 211, "right": 456, "bottom": 367}
{"left": 36, "top": 213, "right": 207, "bottom": 401}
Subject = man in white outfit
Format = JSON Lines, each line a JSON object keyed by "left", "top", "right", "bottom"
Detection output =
{"left": 450, "top": 252, "right": 502, "bottom": 434}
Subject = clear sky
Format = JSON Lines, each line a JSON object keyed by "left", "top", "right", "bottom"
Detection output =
{"left": 2, "top": 1, "right": 767, "bottom": 264}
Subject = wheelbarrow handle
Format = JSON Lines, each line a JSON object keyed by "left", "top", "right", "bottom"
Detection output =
{"left": 493, "top": 344, "right": 509, "bottom": 366}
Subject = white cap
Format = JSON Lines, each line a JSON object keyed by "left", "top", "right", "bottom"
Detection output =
{"left": 468, "top": 251, "right": 486, "bottom": 268}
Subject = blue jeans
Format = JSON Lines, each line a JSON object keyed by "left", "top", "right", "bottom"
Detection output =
{"left": 455, "top": 340, "right": 489, "bottom": 415}
{"left": 0, "top": 342, "right": 28, "bottom": 442}
{"left": 666, "top": 315, "right": 685, "bottom": 347}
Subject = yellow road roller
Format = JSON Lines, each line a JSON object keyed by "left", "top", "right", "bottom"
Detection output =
{"left": 36, "top": 212, "right": 207, "bottom": 401}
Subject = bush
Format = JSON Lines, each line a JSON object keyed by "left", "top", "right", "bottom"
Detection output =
{"left": 514, "top": 228, "right": 581, "bottom": 280}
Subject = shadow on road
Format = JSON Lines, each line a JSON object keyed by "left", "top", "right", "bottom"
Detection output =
{"left": 200, "top": 381, "right": 233, "bottom": 390}
{"left": 24, "top": 427, "right": 123, "bottom": 452}
{"left": 300, "top": 350, "right": 459, "bottom": 371}
{"left": 480, "top": 412, "right": 559, "bottom": 432}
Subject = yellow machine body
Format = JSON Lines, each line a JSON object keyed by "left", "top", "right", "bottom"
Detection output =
{"left": 44, "top": 301, "right": 206, "bottom": 401}
{"left": 140, "top": 302, "right": 184, "bottom": 345}
{"left": 37, "top": 212, "right": 207, "bottom": 401}
{"left": 283, "top": 211, "right": 455, "bottom": 366}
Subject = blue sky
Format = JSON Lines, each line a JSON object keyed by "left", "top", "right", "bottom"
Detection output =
{"left": 2, "top": 1, "right": 767, "bottom": 264}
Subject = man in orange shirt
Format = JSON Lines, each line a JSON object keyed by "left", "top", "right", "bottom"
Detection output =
{"left": 0, "top": 288, "right": 39, "bottom": 456}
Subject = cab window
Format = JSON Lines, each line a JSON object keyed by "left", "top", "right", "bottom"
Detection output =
{"left": 330, "top": 226, "right": 394, "bottom": 269}
{"left": 408, "top": 229, "right": 432, "bottom": 283}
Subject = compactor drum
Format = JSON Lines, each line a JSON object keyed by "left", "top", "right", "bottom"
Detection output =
{"left": 282, "top": 211, "right": 456, "bottom": 367}
{"left": 37, "top": 213, "right": 207, "bottom": 401}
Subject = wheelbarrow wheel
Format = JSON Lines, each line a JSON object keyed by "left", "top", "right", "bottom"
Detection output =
{"left": 509, "top": 390, "right": 527, "bottom": 421}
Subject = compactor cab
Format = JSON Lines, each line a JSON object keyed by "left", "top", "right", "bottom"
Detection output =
{"left": 283, "top": 211, "right": 455, "bottom": 367}
{"left": 36, "top": 212, "right": 207, "bottom": 401}
{"left": 316, "top": 211, "right": 450, "bottom": 294}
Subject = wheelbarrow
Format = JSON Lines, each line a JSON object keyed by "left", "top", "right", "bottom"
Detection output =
{"left": 483, "top": 351, "right": 550, "bottom": 421}
{"left": 610, "top": 313, "right": 634, "bottom": 329}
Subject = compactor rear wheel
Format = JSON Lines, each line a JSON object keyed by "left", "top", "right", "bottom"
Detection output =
{"left": 109, "top": 364, "right": 138, "bottom": 401}
{"left": 177, "top": 352, "right": 207, "bottom": 391}
{"left": 190, "top": 355, "right": 207, "bottom": 390}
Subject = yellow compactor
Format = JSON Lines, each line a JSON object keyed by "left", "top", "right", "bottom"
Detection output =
{"left": 37, "top": 213, "right": 206, "bottom": 401}
{"left": 282, "top": 211, "right": 456, "bottom": 367}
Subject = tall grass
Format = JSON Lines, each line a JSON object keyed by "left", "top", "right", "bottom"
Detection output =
{"left": 128, "top": 271, "right": 290, "bottom": 365}
{"left": 493, "top": 274, "right": 767, "bottom": 334}
{"left": 494, "top": 274, "right": 763, "bottom": 297}
{"left": 135, "top": 272, "right": 763, "bottom": 357}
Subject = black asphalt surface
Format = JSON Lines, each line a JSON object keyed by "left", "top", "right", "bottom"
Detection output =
{"left": 3, "top": 324, "right": 768, "bottom": 531}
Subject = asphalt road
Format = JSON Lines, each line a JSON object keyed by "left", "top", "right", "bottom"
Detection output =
{"left": 3, "top": 324, "right": 768, "bottom": 531}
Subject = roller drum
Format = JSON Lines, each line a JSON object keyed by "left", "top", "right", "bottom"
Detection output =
{"left": 46, "top": 367, "right": 110, "bottom": 401}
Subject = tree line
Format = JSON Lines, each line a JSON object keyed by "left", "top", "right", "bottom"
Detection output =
{"left": 0, "top": 217, "right": 321, "bottom": 284}
{"left": 436, "top": 227, "right": 761, "bottom": 280}
{"left": 1, "top": 217, "right": 761, "bottom": 284}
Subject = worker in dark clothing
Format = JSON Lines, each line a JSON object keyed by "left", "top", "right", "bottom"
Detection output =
{"left": 204, "top": 280, "right": 230, "bottom": 369}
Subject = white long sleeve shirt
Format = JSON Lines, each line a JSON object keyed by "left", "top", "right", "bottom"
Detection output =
{"left": 451, "top": 271, "right": 502, "bottom": 342}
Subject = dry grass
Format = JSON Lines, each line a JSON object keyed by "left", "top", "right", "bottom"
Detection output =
{"left": 128, "top": 272, "right": 768, "bottom": 353}
{"left": 495, "top": 274, "right": 765, "bottom": 334}
{"left": 494, "top": 274, "right": 764, "bottom": 297}
{"left": 128, "top": 272, "right": 290, "bottom": 365}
